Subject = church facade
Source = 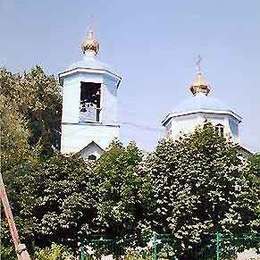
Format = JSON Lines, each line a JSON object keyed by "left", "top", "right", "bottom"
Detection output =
{"left": 59, "top": 30, "right": 243, "bottom": 159}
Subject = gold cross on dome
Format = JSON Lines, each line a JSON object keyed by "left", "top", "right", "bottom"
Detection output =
{"left": 90, "top": 15, "right": 95, "bottom": 32}
{"left": 196, "top": 55, "right": 202, "bottom": 72}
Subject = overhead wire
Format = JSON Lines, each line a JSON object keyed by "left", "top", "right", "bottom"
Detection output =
{"left": 119, "top": 121, "right": 163, "bottom": 132}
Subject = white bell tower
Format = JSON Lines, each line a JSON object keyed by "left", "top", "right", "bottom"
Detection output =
{"left": 59, "top": 29, "right": 122, "bottom": 159}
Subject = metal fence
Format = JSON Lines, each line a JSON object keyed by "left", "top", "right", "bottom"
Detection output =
{"left": 151, "top": 233, "right": 216, "bottom": 260}
{"left": 80, "top": 236, "right": 123, "bottom": 260}
{"left": 79, "top": 233, "right": 260, "bottom": 260}
{"left": 216, "top": 233, "right": 260, "bottom": 260}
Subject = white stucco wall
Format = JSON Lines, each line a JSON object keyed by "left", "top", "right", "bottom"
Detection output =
{"left": 61, "top": 123, "right": 119, "bottom": 154}
{"left": 165, "top": 112, "right": 240, "bottom": 143}
{"left": 61, "top": 74, "right": 82, "bottom": 123}
{"left": 101, "top": 76, "right": 118, "bottom": 125}
{"left": 60, "top": 68, "right": 121, "bottom": 155}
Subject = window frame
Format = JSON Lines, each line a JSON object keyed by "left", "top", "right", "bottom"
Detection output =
{"left": 215, "top": 123, "right": 224, "bottom": 137}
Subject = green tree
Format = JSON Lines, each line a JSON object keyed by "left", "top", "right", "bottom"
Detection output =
{"left": 246, "top": 153, "right": 260, "bottom": 230}
{"left": 0, "top": 94, "right": 31, "bottom": 172}
{"left": 248, "top": 154, "right": 260, "bottom": 184}
{"left": 142, "top": 124, "right": 259, "bottom": 258}
{"left": 0, "top": 66, "right": 62, "bottom": 155}
{"left": 0, "top": 93, "right": 36, "bottom": 259}
{"left": 2, "top": 141, "right": 150, "bottom": 255}
{"left": 1, "top": 66, "right": 62, "bottom": 257}
{"left": 7, "top": 154, "right": 99, "bottom": 250}
{"left": 94, "top": 140, "right": 150, "bottom": 249}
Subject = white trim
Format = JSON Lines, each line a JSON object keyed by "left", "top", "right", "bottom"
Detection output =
{"left": 59, "top": 67, "right": 122, "bottom": 87}
{"left": 62, "top": 122, "right": 120, "bottom": 127}
{"left": 162, "top": 109, "right": 242, "bottom": 126}
{"left": 79, "top": 141, "right": 105, "bottom": 153}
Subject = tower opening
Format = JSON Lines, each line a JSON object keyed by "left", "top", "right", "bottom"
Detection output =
{"left": 80, "top": 82, "right": 101, "bottom": 122}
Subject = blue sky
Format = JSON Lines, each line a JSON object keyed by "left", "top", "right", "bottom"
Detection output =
{"left": 1, "top": 0, "right": 259, "bottom": 152}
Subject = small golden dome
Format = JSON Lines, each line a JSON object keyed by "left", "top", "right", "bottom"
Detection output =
{"left": 81, "top": 30, "right": 99, "bottom": 55}
{"left": 190, "top": 71, "right": 210, "bottom": 96}
{"left": 190, "top": 55, "right": 210, "bottom": 96}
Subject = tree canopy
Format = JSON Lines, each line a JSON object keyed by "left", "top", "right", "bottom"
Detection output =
{"left": 94, "top": 140, "right": 150, "bottom": 246}
{"left": 142, "top": 124, "right": 259, "bottom": 258}
{"left": 0, "top": 66, "right": 62, "bottom": 156}
{"left": 1, "top": 67, "right": 259, "bottom": 259}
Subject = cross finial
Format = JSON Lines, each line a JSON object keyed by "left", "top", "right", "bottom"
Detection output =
{"left": 196, "top": 55, "right": 202, "bottom": 73}
{"left": 89, "top": 14, "right": 95, "bottom": 32}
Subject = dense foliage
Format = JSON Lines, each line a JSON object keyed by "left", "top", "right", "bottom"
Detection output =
{"left": 1, "top": 67, "right": 259, "bottom": 259}
{"left": 0, "top": 66, "right": 62, "bottom": 156}
{"left": 17, "top": 155, "right": 98, "bottom": 249}
{"left": 94, "top": 140, "right": 150, "bottom": 247}
{"left": 0, "top": 94, "right": 31, "bottom": 172}
{"left": 141, "top": 124, "right": 260, "bottom": 258}
{"left": 34, "top": 243, "right": 76, "bottom": 260}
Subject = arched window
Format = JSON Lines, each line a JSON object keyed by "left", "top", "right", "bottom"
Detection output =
{"left": 88, "top": 154, "right": 97, "bottom": 160}
{"left": 215, "top": 123, "right": 224, "bottom": 137}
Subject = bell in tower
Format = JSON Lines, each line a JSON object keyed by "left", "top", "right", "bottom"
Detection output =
{"left": 59, "top": 28, "right": 122, "bottom": 159}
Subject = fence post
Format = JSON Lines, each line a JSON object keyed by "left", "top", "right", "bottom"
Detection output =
{"left": 216, "top": 232, "right": 221, "bottom": 260}
{"left": 79, "top": 240, "right": 86, "bottom": 260}
{"left": 79, "top": 245, "right": 84, "bottom": 260}
{"left": 152, "top": 232, "right": 158, "bottom": 260}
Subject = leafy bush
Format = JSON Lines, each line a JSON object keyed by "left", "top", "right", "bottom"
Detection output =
{"left": 124, "top": 247, "right": 152, "bottom": 260}
{"left": 0, "top": 244, "right": 16, "bottom": 260}
{"left": 34, "top": 243, "right": 76, "bottom": 260}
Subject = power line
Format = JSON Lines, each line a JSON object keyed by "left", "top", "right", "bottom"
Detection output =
{"left": 120, "top": 121, "right": 163, "bottom": 132}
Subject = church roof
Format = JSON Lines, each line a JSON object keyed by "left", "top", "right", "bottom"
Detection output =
{"left": 61, "top": 29, "right": 120, "bottom": 78}
{"left": 162, "top": 93, "right": 242, "bottom": 126}
{"left": 79, "top": 141, "right": 104, "bottom": 154}
{"left": 174, "top": 93, "right": 232, "bottom": 114}
{"left": 173, "top": 61, "right": 241, "bottom": 118}
{"left": 60, "top": 55, "right": 121, "bottom": 84}
{"left": 68, "top": 55, "right": 112, "bottom": 71}
{"left": 162, "top": 61, "right": 242, "bottom": 125}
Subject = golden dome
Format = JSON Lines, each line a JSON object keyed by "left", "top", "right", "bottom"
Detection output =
{"left": 190, "top": 71, "right": 210, "bottom": 96}
{"left": 190, "top": 56, "right": 210, "bottom": 96}
{"left": 81, "top": 30, "right": 99, "bottom": 55}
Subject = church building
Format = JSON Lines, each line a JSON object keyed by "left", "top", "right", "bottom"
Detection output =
{"left": 162, "top": 63, "right": 242, "bottom": 143}
{"left": 59, "top": 30, "right": 244, "bottom": 158}
{"left": 59, "top": 30, "right": 122, "bottom": 160}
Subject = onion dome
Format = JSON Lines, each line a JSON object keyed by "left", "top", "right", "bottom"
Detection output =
{"left": 162, "top": 56, "right": 242, "bottom": 127}
{"left": 190, "top": 56, "right": 210, "bottom": 96}
{"left": 67, "top": 29, "right": 118, "bottom": 74}
{"left": 81, "top": 30, "right": 99, "bottom": 56}
{"left": 190, "top": 71, "right": 210, "bottom": 96}
{"left": 175, "top": 57, "right": 231, "bottom": 113}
